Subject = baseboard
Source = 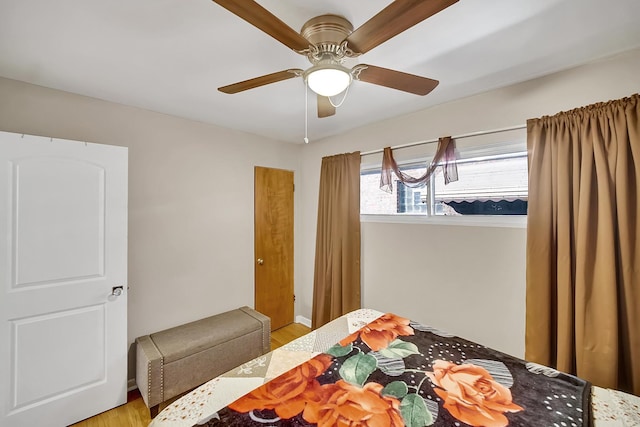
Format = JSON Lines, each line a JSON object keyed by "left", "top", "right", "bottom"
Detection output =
{"left": 127, "top": 378, "right": 137, "bottom": 392}
{"left": 296, "top": 315, "right": 311, "bottom": 328}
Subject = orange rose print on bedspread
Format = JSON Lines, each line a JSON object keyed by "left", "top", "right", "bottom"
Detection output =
{"left": 305, "top": 380, "right": 404, "bottom": 427}
{"left": 228, "top": 353, "right": 332, "bottom": 419}
{"left": 339, "top": 313, "right": 414, "bottom": 351}
{"left": 426, "top": 360, "right": 523, "bottom": 427}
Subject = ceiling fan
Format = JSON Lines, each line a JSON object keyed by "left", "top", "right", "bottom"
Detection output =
{"left": 212, "top": 0, "right": 459, "bottom": 118}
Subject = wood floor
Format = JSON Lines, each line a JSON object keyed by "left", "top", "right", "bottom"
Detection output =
{"left": 269, "top": 322, "right": 312, "bottom": 350}
{"left": 71, "top": 322, "right": 311, "bottom": 427}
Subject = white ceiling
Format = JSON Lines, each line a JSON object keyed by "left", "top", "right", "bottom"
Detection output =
{"left": 1, "top": 0, "right": 639, "bottom": 144}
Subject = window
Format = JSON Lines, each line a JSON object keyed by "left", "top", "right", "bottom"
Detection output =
{"left": 360, "top": 146, "right": 528, "bottom": 218}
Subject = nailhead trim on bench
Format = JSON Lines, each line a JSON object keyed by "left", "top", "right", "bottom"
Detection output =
{"left": 147, "top": 362, "right": 151, "bottom": 403}
{"left": 160, "top": 357, "right": 164, "bottom": 400}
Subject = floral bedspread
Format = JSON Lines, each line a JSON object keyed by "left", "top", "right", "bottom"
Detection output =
{"left": 203, "top": 313, "right": 592, "bottom": 427}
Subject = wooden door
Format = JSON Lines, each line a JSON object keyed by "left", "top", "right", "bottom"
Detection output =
{"left": 0, "top": 131, "right": 128, "bottom": 426}
{"left": 254, "top": 167, "right": 294, "bottom": 331}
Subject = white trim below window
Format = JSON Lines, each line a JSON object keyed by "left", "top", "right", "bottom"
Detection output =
{"left": 360, "top": 214, "right": 527, "bottom": 229}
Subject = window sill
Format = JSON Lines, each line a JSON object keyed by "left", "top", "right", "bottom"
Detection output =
{"left": 360, "top": 214, "right": 527, "bottom": 229}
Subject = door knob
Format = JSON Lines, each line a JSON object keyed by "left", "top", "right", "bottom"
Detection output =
{"left": 257, "top": 258, "right": 264, "bottom": 265}
{"left": 111, "top": 286, "right": 124, "bottom": 297}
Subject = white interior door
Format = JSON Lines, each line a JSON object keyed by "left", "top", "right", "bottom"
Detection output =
{"left": 0, "top": 131, "right": 128, "bottom": 426}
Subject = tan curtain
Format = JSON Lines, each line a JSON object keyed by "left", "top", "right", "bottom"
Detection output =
{"left": 312, "top": 151, "right": 361, "bottom": 329}
{"left": 380, "top": 136, "right": 458, "bottom": 192}
{"left": 526, "top": 94, "right": 640, "bottom": 394}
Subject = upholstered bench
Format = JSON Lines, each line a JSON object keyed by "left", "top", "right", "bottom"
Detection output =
{"left": 135, "top": 306, "right": 270, "bottom": 417}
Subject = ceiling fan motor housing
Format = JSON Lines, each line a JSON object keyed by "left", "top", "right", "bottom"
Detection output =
{"left": 301, "top": 14, "right": 355, "bottom": 64}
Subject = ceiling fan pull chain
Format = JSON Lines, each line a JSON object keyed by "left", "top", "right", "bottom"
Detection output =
{"left": 329, "top": 84, "right": 350, "bottom": 108}
{"left": 304, "top": 81, "right": 309, "bottom": 144}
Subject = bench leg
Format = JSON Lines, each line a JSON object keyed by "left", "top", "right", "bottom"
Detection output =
{"left": 150, "top": 404, "right": 159, "bottom": 418}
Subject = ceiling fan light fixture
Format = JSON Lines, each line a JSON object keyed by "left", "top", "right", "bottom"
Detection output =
{"left": 305, "top": 64, "right": 352, "bottom": 97}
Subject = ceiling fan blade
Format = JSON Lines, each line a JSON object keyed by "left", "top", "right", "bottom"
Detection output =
{"left": 218, "top": 69, "right": 302, "bottom": 94}
{"left": 355, "top": 65, "right": 439, "bottom": 95}
{"left": 345, "top": 0, "right": 458, "bottom": 54}
{"left": 317, "top": 96, "right": 336, "bottom": 118}
{"left": 211, "top": 0, "right": 310, "bottom": 52}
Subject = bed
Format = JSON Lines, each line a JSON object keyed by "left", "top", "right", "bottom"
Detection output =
{"left": 149, "top": 309, "right": 640, "bottom": 427}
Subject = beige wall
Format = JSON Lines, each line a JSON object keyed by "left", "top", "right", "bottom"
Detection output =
{"left": 298, "top": 47, "right": 640, "bottom": 358}
{"left": 361, "top": 221, "right": 526, "bottom": 356}
{"left": 0, "top": 77, "right": 301, "bottom": 380}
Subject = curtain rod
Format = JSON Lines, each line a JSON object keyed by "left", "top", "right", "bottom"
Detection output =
{"left": 360, "top": 124, "right": 527, "bottom": 156}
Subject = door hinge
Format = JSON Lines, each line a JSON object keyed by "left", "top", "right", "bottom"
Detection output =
{"left": 293, "top": 294, "right": 296, "bottom": 302}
